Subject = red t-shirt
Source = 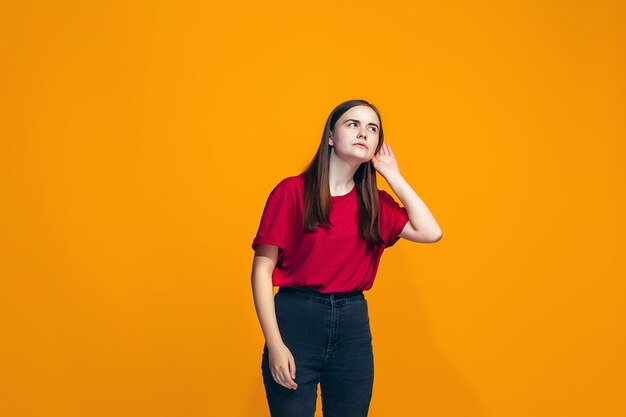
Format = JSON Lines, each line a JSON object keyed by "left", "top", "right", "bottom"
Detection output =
{"left": 251, "top": 173, "right": 410, "bottom": 293}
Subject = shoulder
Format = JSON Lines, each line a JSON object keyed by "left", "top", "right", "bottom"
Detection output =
{"left": 269, "top": 173, "right": 304, "bottom": 200}
{"left": 377, "top": 189, "right": 398, "bottom": 206}
{"left": 278, "top": 173, "right": 304, "bottom": 188}
{"left": 377, "top": 189, "right": 406, "bottom": 214}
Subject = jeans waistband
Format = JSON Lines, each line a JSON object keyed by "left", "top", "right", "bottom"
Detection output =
{"left": 277, "top": 286, "right": 364, "bottom": 300}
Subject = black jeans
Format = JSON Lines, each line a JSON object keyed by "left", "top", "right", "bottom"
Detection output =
{"left": 261, "top": 286, "right": 374, "bottom": 417}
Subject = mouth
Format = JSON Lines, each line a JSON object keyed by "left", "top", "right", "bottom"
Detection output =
{"left": 354, "top": 143, "right": 368, "bottom": 149}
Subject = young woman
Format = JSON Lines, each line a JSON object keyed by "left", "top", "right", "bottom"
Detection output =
{"left": 251, "top": 99, "right": 442, "bottom": 417}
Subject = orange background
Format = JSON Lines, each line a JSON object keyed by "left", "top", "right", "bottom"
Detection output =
{"left": 2, "top": 1, "right": 625, "bottom": 416}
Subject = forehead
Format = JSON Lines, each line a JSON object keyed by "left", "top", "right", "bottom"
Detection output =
{"left": 338, "top": 105, "right": 379, "bottom": 124}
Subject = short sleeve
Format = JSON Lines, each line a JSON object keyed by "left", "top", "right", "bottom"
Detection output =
{"left": 251, "top": 180, "right": 292, "bottom": 252}
{"left": 379, "top": 190, "right": 410, "bottom": 248}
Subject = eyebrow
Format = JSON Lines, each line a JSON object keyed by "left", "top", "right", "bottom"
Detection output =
{"left": 345, "top": 119, "right": 379, "bottom": 128}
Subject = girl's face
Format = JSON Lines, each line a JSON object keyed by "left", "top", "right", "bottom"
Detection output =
{"left": 329, "top": 105, "right": 381, "bottom": 163}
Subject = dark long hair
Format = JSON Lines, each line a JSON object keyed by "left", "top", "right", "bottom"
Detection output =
{"left": 302, "top": 99, "right": 385, "bottom": 249}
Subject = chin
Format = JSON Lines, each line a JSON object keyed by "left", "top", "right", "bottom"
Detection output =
{"left": 338, "top": 151, "right": 371, "bottom": 164}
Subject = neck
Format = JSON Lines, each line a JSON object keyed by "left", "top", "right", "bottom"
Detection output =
{"left": 328, "top": 151, "right": 361, "bottom": 195}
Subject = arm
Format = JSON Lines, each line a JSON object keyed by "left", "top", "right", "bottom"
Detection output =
{"left": 372, "top": 143, "right": 443, "bottom": 243}
{"left": 251, "top": 244, "right": 284, "bottom": 349}
{"left": 251, "top": 244, "right": 298, "bottom": 390}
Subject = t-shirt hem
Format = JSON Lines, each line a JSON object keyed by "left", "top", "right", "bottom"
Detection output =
{"left": 252, "top": 236, "right": 284, "bottom": 251}
{"left": 387, "top": 217, "right": 410, "bottom": 248}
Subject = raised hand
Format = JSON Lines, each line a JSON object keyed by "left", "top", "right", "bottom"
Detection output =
{"left": 371, "top": 143, "right": 400, "bottom": 178}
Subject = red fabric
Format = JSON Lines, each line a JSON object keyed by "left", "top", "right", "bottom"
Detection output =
{"left": 251, "top": 173, "right": 409, "bottom": 293}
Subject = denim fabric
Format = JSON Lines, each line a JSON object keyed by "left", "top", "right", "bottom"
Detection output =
{"left": 261, "top": 286, "right": 374, "bottom": 417}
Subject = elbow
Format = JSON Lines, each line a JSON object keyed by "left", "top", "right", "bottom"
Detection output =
{"left": 407, "top": 225, "right": 443, "bottom": 244}
{"left": 429, "top": 229, "right": 443, "bottom": 243}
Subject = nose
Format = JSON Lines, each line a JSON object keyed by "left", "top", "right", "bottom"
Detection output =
{"left": 357, "top": 128, "right": 367, "bottom": 139}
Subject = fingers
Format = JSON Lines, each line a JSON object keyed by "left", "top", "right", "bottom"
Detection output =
{"left": 271, "top": 363, "right": 298, "bottom": 390}
{"left": 278, "top": 368, "right": 298, "bottom": 389}
{"left": 284, "top": 354, "right": 298, "bottom": 389}
{"left": 288, "top": 354, "right": 297, "bottom": 380}
{"left": 377, "top": 144, "right": 394, "bottom": 157}
{"left": 267, "top": 345, "right": 299, "bottom": 390}
{"left": 271, "top": 369, "right": 286, "bottom": 388}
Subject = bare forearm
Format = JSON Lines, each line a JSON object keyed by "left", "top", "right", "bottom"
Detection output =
{"left": 384, "top": 171, "right": 442, "bottom": 238}
{"left": 251, "top": 269, "right": 284, "bottom": 349}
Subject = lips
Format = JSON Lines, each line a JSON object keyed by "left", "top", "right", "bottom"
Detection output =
{"left": 354, "top": 143, "right": 368, "bottom": 149}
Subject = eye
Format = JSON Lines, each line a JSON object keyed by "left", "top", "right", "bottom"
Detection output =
{"left": 348, "top": 122, "right": 357, "bottom": 127}
{"left": 369, "top": 126, "right": 377, "bottom": 132}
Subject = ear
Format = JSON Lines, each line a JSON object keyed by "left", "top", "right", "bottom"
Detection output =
{"left": 328, "top": 132, "right": 333, "bottom": 146}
